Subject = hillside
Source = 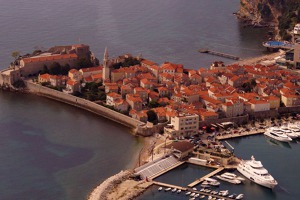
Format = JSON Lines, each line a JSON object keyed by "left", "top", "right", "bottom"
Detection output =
{"left": 237, "top": 0, "right": 300, "bottom": 40}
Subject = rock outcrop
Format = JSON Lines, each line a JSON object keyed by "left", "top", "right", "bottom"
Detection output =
{"left": 237, "top": 0, "right": 300, "bottom": 40}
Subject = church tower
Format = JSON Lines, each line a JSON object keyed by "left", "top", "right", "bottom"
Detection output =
{"left": 102, "top": 47, "right": 110, "bottom": 81}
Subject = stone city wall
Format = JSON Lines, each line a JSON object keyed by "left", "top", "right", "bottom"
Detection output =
{"left": 25, "top": 81, "right": 146, "bottom": 134}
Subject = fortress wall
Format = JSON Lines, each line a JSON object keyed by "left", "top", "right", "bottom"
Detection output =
{"left": 25, "top": 81, "right": 145, "bottom": 132}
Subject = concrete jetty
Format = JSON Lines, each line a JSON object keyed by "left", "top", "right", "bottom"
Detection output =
{"left": 216, "top": 129, "right": 264, "bottom": 140}
{"left": 188, "top": 167, "right": 224, "bottom": 187}
{"left": 198, "top": 49, "right": 240, "bottom": 60}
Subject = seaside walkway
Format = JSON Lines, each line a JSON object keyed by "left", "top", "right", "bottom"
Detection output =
{"left": 134, "top": 155, "right": 183, "bottom": 180}
{"left": 188, "top": 167, "right": 224, "bottom": 187}
{"left": 216, "top": 129, "right": 264, "bottom": 140}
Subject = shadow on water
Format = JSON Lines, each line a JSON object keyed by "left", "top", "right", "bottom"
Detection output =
{"left": 265, "top": 137, "right": 292, "bottom": 149}
{"left": 0, "top": 122, "right": 93, "bottom": 200}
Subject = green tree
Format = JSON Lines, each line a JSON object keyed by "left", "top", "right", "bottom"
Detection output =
{"left": 146, "top": 110, "right": 158, "bottom": 125}
{"left": 149, "top": 100, "right": 159, "bottom": 108}
{"left": 41, "top": 65, "right": 49, "bottom": 74}
{"left": 11, "top": 51, "right": 20, "bottom": 61}
{"left": 49, "top": 62, "right": 61, "bottom": 75}
{"left": 61, "top": 64, "right": 70, "bottom": 75}
{"left": 77, "top": 58, "right": 93, "bottom": 69}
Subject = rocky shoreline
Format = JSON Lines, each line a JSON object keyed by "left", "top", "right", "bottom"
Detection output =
{"left": 87, "top": 170, "right": 152, "bottom": 200}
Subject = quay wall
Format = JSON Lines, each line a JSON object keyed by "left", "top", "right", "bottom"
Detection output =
{"left": 199, "top": 115, "right": 249, "bottom": 127}
{"left": 25, "top": 81, "right": 146, "bottom": 134}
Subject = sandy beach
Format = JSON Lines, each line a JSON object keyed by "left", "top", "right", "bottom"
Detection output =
{"left": 231, "top": 52, "right": 282, "bottom": 65}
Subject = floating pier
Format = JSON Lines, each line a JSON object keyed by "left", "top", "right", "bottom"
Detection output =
{"left": 153, "top": 180, "right": 234, "bottom": 200}
{"left": 198, "top": 49, "right": 240, "bottom": 60}
{"left": 188, "top": 167, "right": 224, "bottom": 187}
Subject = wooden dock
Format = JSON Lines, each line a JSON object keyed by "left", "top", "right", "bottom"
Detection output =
{"left": 152, "top": 181, "right": 187, "bottom": 191}
{"left": 198, "top": 49, "right": 240, "bottom": 60}
{"left": 153, "top": 180, "right": 233, "bottom": 200}
{"left": 188, "top": 167, "right": 224, "bottom": 188}
{"left": 216, "top": 129, "right": 264, "bottom": 140}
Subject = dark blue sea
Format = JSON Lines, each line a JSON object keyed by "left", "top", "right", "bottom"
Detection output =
{"left": 0, "top": 0, "right": 293, "bottom": 200}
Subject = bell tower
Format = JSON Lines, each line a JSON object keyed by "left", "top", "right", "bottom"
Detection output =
{"left": 102, "top": 47, "right": 110, "bottom": 81}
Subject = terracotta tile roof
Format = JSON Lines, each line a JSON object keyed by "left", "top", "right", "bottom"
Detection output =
{"left": 23, "top": 54, "right": 78, "bottom": 63}
{"left": 80, "top": 66, "right": 102, "bottom": 73}
{"left": 141, "top": 59, "right": 157, "bottom": 66}
{"left": 67, "top": 79, "right": 78, "bottom": 86}
{"left": 69, "top": 69, "right": 79, "bottom": 74}
{"left": 107, "top": 92, "right": 121, "bottom": 98}
{"left": 39, "top": 73, "right": 50, "bottom": 80}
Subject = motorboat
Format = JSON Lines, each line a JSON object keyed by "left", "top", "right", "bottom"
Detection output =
{"left": 177, "top": 189, "right": 181, "bottom": 193}
{"left": 215, "top": 174, "right": 241, "bottom": 184}
{"left": 194, "top": 193, "right": 200, "bottom": 197}
{"left": 200, "top": 195, "right": 205, "bottom": 199}
{"left": 171, "top": 188, "right": 177, "bottom": 192}
{"left": 228, "top": 193, "right": 237, "bottom": 198}
{"left": 158, "top": 187, "right": 162, "bottom": 191}
{"left": 218, "top": 190, "right": 229, "bottom": 196}
{"left": 186, "top": 191, "right": 191, "bottom": 195}
{"left": 165, "top": 187, "right": 171, "bottom": 192}
{"left": 192, "top": 187, "right": 197, "bottom": 191}
{"left": 264, "top": 127, "right": 292, "bottom": 142}
{"left": 204, "top": 177, "right": 220, "bottom": 186}
{"left": 279, "top": 126, "right": 298, "bottom": 139}
{"left": 190, "top": 192, "right": 196, "bottom": 197}
{"left": 236, "top": 193, "right": 244, "bottom": 199}
{"left": 237, "top": 155, "right": 278, "bottom": 189}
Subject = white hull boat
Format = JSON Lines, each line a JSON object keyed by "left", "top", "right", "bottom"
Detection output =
{"left": 237, "top": 155, "right": 278, "bottom": 189}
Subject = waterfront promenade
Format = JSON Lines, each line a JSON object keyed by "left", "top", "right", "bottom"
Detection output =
{"left": 216, "top": 129, "right": 265, "bottom": 140}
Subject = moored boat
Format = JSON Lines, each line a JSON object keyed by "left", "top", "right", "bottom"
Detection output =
{"left": 237, "top": 155, "right": 278, "bottom": 189}
{"left": 158, "top": 186, "right": 162, "bottom": 191}
{"left": 236, "top": 193, "right": 244, "bottom": 199}
{"left": 264, "top": 127, "right": 292, "bottom": 142}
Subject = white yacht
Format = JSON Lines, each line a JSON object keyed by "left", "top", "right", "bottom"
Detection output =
{"left": 215, "top": 172, "right": 242, "bottom": 184}
{"left": 264, "top": 127, "right": 292, "bottom": 142}
{"left": 204, "top": 177, "right": 220, "bottom": 186}
{"left": 237, "top": 156, "right": 278, "bottom": 189}
{"left": 287, "top": 124, "right": 300, "bottom": 137}
{"left": 279, "top": 126, "right": 298, "bottom": 139}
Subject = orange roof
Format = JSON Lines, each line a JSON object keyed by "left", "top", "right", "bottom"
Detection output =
{"left": 23, "top": 54, "right": 78, "bottom": 63}
{"left": 141, "top": 59, "right": 157, "bottom": 66}
{"left": 80, "top": 66, "right": 103, "bottom": 73}
{"left": 91, "top": 73, "right": 102, "bottom": 79}
{"left": 69, "top": 69, "right": 79, "bottom": 74}
{"left": 67, "top": 79, "right": 78, "bottom": 86}
{"left": 39, "top": 73, "right": 50, "bottom": 80}
{"left": 107, "top": 92, "right": 121, "bottom": 98}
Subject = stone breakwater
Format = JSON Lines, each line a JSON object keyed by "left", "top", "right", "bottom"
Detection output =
{"left": 87, "top": 170, "right": 131, "bottom": 200}
{"left": 87, "top": 170, "right": 152, "bottom": 200}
